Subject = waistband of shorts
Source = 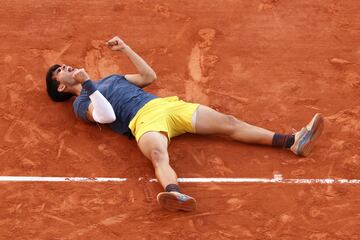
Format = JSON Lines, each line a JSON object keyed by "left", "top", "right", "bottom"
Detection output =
{"left": 128, "top": 96, "right": 179, "bottom": 130}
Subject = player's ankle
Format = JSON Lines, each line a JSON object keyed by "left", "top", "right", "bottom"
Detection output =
{"left": 272, "top": 133, "right": 295, "bottom": 149}
{"left": 165, "top": 183, "right": 181, "bottom": 193}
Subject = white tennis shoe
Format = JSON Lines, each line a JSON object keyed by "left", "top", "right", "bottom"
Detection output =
{"left": 157, "top": 191, "right": 197, "bottom": 212}
{"left": 290, "top": 113, "right": 324, "bottom": 157}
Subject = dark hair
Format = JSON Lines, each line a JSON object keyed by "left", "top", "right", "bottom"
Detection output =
{"left": 46, "top": 64, "right": 75, "bottom": 102}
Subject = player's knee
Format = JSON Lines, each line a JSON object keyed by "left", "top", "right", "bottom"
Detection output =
{"left": 149, "top": 148, "right": 169, "bottom": 167}
{"left": 223, "top": 114, "right": 240, "bottom": 134}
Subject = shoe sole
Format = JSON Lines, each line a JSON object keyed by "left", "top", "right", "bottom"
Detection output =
{"left": 157, "top": 192, "right": 197, "bottom": 212}
{"left": 298, "top": 113, "right": 324, "bottom": 156}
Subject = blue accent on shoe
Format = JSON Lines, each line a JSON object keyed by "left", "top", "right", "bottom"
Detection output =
{"left": 298, "top": 131, "right": 312, "bottom": 154}
{"left": 178, "top": 194, "right": 189, "bottom": 201}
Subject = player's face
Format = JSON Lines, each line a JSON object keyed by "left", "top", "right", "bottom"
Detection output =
{"left": 53, "top": 64, "right": 77, "bottom": 86}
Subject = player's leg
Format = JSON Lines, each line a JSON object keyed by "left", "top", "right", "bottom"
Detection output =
{"left": 192, "top": 105, "right": 324, "bottom": 156}
{"left": 137, "top": 131, "right": 175, "bottom": 188}
{"left": 137, "top": 131, "right": 196, "bottom": 211}
{"left": 192, "top": 105, "right": 275, "bottom": 145}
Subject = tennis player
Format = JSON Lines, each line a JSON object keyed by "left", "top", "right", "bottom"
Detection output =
{"left": 45, "top": 36, "right": 324, "bottom": 211}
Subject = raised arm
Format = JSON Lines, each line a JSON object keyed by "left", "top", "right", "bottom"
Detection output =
{"left": 107, "top": 36, "right": 157, "bottom": 88}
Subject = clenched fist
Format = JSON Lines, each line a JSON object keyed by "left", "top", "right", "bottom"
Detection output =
{"left": 72, "top": 68, "right": 90, "bottom": 83}
{"left": 107, "top": 36, "right": 127, "bottom": 51}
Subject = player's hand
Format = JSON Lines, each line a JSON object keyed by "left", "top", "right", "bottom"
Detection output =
{"left": 72, "top": 68, "right": 90, "bottom": 83}
{"left": 107, "top": 36, "right": 128, "bottom": 51}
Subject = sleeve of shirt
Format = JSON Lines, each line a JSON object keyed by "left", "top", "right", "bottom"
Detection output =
{"left": 73, "top": 96, "right": 91, "bottom": 122}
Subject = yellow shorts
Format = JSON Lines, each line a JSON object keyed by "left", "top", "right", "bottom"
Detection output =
{"left": 128, "top": 96, "right": 200, "bottom": 142}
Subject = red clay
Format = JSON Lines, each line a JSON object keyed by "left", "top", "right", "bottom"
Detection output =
{"left": 0, "top": 0, "right": 360, "bottom": 239}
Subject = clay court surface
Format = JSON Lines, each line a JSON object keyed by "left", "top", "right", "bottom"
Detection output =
{"left": 1, "top": 0, "right": 360, "bottom": 239}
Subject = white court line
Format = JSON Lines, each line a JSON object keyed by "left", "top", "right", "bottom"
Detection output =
{"left": 0, "top": 176, "right": 127, "bottom": 182}
{"left": 0, "top": 175, "right": 360, "bottom": 184}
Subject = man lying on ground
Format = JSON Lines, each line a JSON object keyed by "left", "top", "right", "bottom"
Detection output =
{"left": 45, "top": 36, "right": 324, "bottom": 212}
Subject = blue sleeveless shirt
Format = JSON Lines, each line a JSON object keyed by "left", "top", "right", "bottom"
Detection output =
{"left": 73, "top": 74, "right": 157, "bottom": 136}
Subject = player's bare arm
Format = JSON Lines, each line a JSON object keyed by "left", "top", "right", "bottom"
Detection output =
{"left": 107, "top": 36, "right": 157, "bottom": 88}
{"left": 85, "top": 36, "right": 157, "bottom": 122}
